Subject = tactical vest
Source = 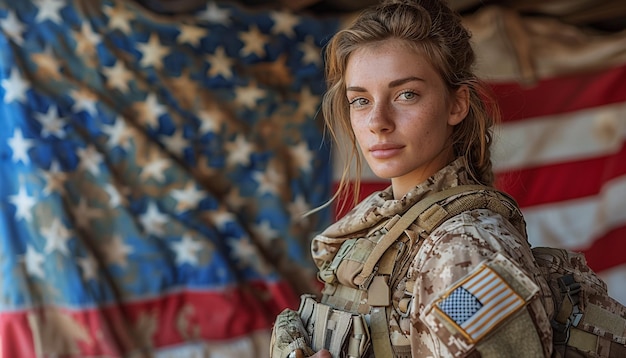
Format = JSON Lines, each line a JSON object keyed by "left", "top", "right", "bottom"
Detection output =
{"left": 298, "top": 185, "right": 626, "bottom": 358}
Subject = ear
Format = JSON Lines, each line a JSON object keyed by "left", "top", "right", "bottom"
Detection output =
{"left": 448, "top": 85, "right": 470, "bottom": 126}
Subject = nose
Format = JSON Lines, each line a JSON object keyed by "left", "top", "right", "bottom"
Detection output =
{"left": 368, "top": 102, "right": 394, "bottom": 133}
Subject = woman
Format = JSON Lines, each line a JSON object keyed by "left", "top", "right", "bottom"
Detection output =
{"left": 271, "top": 0, "right": 553, "bottom": 357}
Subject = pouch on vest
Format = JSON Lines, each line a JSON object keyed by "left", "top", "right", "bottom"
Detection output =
{"left": 298, "top": 294, "right": 371, "bottom": 358}
{"left": 319, "top": 215, "right": 402, "bottom": 290}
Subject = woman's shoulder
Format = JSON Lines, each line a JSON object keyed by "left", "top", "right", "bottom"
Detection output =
{"left": 418, "top": 208, "right": 530, "bottom": 263}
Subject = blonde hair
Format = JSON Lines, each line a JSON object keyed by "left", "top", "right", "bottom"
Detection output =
{"left": 322, "top": 0, "right": 500, "bottom": 207}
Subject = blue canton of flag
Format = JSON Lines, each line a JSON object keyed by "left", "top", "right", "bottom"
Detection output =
{"left": 439, "top": 286, "right": 483, "bottom": 324}
{"left": 0, "top": 0, "right": 340, "bottom": 356}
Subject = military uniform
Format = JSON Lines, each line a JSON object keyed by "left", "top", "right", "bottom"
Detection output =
{"left": 310, "top": 159, "right": 554, "bottom": 357}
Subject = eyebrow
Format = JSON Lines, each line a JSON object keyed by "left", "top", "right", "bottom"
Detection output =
{"left": 346, "top": 76, "right": 424, "bottom": 92}
{"left": 389, "top": 76, "right": 424, "bottom": 88}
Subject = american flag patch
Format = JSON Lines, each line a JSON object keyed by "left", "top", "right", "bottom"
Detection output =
{"left": 435, "top": 265, "right": 525, "bottom": 342}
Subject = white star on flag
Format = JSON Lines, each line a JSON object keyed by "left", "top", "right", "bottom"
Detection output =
{"left": 299, "top": 35, "right": 322, "bottom": 66}
{"left": 140, "top": 202, "right": 169, "bottom": 235}
{"left": 171, "top": 182, "right": 205, "bottom": 212}
{"left": 77, "top": 145, "right": 104, "bottom": 176}
{"left": 9, "top": 186, "right": 37, "bottom": 222}
{"left": 226, "top": 134, "right": 254, "bottom": 166}
{"left": 103, "top": 2, "right": 134, "bottom": 34}
{"left": 0, "top": 11, "right": 26, "bottom": 45}
{"left": 137, "top": 33, "right": 171, "bottom": 69}
{"left": 34, "top": 0, "right": 65, "bottom": 24}
{"left": 24, "top": 245, "right": 46, "bottom": 279}
{"left": 205, "top": 46, "right": 233, "bottom": 79}
{"left": 161, "top": 129, "right": 189, "bottom": 158}
{"left": 102, "top": 117, "right": 131, "bottom": 149}
{"left": 239, "top": 25, "right": 267, "bottom": 57}
{"left": 70, "top": 88, "right": 99, "bottom": 116}
{"left": 2, "top": 67, "right": 30, "bottom": 103}
{"left": 252, "top": 220, "right": 279, "bottom": 242}
{"left": 234, "top": 82, "right": 265, "bottom": 109}
{"left": 270, "top": 11, "right": 299, "bottom": 38}
{"left": 8, "top": 128, "right": 34, "bottom": 164}
{"left": 172, "top": 234, "right": 203, "bottom": 266}
{"left": 197, "top": 2, "right": 231, "bottom": 25}
{"left": 290, "top": 142, "right": 313, "bottom": 173}
{"left": 177, "top": 24, "right": 207, "bottom": 47}
{"left": 35, "top": 105, "right": 66, "bottom": 138}
{"left": 102, "top": 60, "right": 133, "bottom": 93}
{"left": 42, "top": 218, "right": 72, "bottom": 255}
{"left": 140, "top": 157, "right": 170, "bottom": 183}
{"left": 253, "top": 165, "right": 283, "bottom": 195}
{"left": 104, "top": 183, "right": 124, "bottom": 208}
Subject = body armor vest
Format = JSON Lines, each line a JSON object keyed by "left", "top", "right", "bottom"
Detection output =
{"left": 299, "top": 185, "right": 626, "bottom": 358}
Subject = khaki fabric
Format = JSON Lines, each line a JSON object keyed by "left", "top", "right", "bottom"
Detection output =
{"left": 463, "top": 6, "right": 626, "bottom": 84}
{"left": 311, "top": 159, "right": 553, "bottom": 357}
{"left": 269, "top": 308, "right": 316, "bottom": 358}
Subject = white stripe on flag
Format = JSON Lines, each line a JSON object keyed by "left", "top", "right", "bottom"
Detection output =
{"left": 599, "top": 264, "right": 626, "bottom": 306}
{"left": 492, "top": 102, "right": 626, "bottom": 172}
{"left": 522, "top": 174, "right": 626, "bottom": 250}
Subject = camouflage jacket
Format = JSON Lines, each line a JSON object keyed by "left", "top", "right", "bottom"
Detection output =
{"left": 311, "top": 159, "right": 554, "bottom": 357}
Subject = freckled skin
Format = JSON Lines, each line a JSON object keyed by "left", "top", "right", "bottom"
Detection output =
{"left": 345, "top": 39, "right": 468, "bottom": 199}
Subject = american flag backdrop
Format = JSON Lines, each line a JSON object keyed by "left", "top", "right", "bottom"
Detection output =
{"left": 0, "top": 0, "right": 338, "bottom": 356}
{"left": 1, "top": 0, "right": 625, "bottom": 357}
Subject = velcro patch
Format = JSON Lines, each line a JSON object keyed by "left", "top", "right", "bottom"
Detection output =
{"left": 434, "top": 265, "right": 525, "bottom": 343}
{"left": 421, "top": 253, "right": 540, "bottom": 354}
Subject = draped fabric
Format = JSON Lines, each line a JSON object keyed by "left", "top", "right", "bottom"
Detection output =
{"left": 0, "top": 0, "right": 338, "bottom": 356}
{"left": 2, "top": 0, "right": 626, "bottom": 356}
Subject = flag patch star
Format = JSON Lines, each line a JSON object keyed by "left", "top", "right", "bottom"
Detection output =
{"left": 435, "top": 266, "right": 525, "bottom": 342}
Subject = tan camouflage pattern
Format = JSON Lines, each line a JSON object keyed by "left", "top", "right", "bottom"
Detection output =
{"left": 533, "top": 247, "right": 626, "bottom": 357}
{"left": 269, "top": 308, "right": 316, "bottom": 358}
{"left": 311, "top": 158, "right": 554, "bottom": 357}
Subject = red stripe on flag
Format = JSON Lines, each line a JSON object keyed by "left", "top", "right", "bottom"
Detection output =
{"left": 0, "top": 313, "right": 37, "bottom": 358}
{"left": 333, "top": 181, "right": 389, "bottom": 219}
{"left": 495, "top": 142, "right": 626, "bottom": 207}
{"left": 491, "top": 64, "right": 626, "bottom": 122}
{"left": 580, "top": 224, "right": 626, "bottom": 273}
{"left": 0, "top": 280, "right": 297, "bottom": 357}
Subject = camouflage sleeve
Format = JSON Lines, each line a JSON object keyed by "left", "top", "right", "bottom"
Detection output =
{"left": 270, "top": 308, "right": 316, "bottom": 358}
{"left": 408, "top": 209, "right": 553, "bottom": 357}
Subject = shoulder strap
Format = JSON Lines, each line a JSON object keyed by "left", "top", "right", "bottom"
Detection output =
{"left": 355, "top": 184, "right": 523, "bottom": 285}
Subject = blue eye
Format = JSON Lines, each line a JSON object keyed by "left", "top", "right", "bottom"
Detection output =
{"left": 399, "top": 91, "right": 416, "bottom": 100}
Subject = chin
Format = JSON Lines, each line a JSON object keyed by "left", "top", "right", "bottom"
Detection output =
{"left": 370, "top": 169, "right": 397, "bottom": 180}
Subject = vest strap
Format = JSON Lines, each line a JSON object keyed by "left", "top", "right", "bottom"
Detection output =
{"left": 371, "top": 306, "right": 394, "bottom": 358}
{"left": 355, "top": 185, "right": 490, "bottom": 285}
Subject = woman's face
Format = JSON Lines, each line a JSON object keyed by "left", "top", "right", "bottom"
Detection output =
{"left": 345, "top": 39, "right": 468, "bottom": 198}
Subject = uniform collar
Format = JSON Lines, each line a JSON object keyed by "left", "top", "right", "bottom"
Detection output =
{"left": 321, "top": 158, "right": 476, "bottom": 238}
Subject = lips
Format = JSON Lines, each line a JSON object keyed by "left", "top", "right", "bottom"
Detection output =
{"left": 368, "top": 143, "right": 404, "bottom": 159}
